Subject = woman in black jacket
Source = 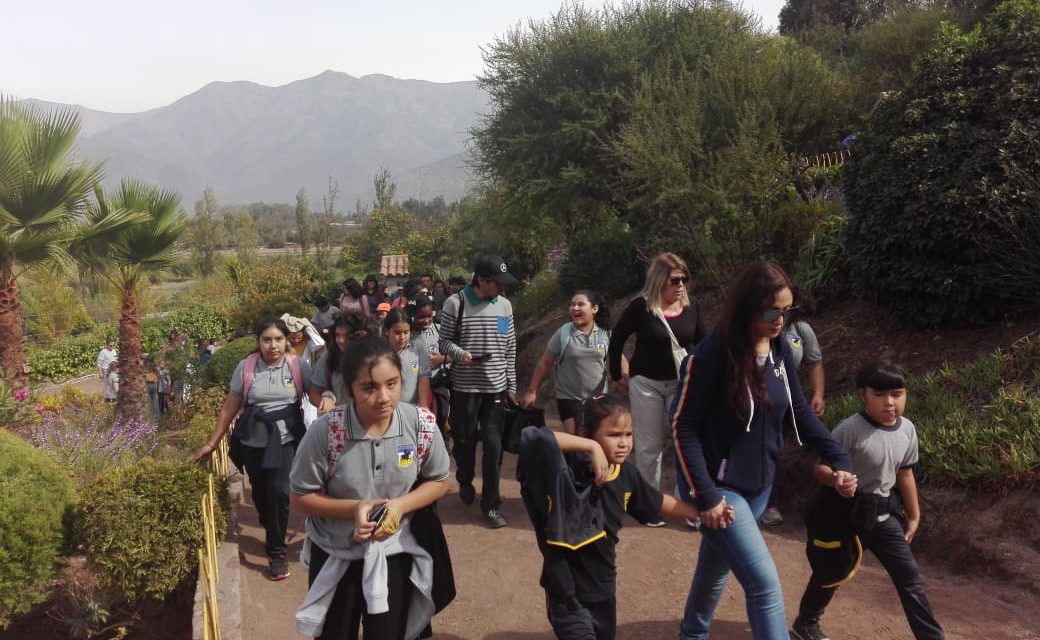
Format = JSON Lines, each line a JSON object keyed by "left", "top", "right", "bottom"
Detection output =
{"left": 671, "top": 261, "right": 856, "bottom": 640}
{"left": 608, "top": 252, "right": 705, "bottom": 504}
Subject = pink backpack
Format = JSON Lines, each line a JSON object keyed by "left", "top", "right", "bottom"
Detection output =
{"left": 239, "top": 352, "right": 304, "bottom": 414}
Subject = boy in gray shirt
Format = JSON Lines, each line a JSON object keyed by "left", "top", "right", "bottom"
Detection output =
{"left": 792, "top": 361, "right": 944, "bottom": 640}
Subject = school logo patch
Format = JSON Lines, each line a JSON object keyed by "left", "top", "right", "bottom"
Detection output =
{"left": 596, "top": 341, "right": 606, "bottom": 352}
{"left": 397, "top": 444, "right": 416, "bottom": 468}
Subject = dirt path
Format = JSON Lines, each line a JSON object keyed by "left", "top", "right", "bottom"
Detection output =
{"left": 235, "top": 452, "right": 1040, "bottom": 640}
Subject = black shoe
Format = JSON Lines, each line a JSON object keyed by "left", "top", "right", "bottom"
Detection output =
{"left": 268, "top": 554, "right": 290, "bottom": 581}
{"left": 792, "top": 622, "right": 831, "bottom": 640}
{"left": 459, "top": 483, "right": 475, "bottom": 505}
{"left": 485, "top": 509, "right": 508, "bottom": 529}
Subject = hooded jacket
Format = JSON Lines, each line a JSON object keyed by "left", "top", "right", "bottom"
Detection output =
{"left": 671, "top": 332, "right": 852, "bottom": 511}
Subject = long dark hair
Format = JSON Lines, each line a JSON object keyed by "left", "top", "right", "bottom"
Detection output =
{"left": 343, "top": 278, "right": 363, "bottom": 299}
{"left": 382, "top": 307, "right": 410, "bottom": 334}
{"left": 717, "top": 261, "right": 794, "bottom": 419}
{"left": 572, "top": 289, "right": 611, "bottom": 330}
{"left": 339, "top": 337, "right": 402, "bottom": 391}
{"left": 326, "top": 313, "right": 364, "bottom": 383}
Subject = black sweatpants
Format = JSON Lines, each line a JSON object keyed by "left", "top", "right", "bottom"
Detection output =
{"left": 545, "top": 592, "right": 616, "bottom": 640}
{"left": 308, "top": 545, "right": 414, "bottom": 640}
{"left": 241, "top": 442, "right": 296, "bottom": 557}
{"left": 449, "top": 390, "right": 505, "bottom": 512}
{"left": 795, "top": 516, "right": 944, "bottom": 640}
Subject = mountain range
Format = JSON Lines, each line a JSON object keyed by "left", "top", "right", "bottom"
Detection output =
{"left": 25, "top": 71, "right": 490, "bottom": 210}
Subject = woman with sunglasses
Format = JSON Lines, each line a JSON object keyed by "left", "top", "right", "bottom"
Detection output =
{"left": 671, "top": 260, "right": 855, "bottom": 640}
{"left": 608, "top": 252, "right": 706, "bottom": 518}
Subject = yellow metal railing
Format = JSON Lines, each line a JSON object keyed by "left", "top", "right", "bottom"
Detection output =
{"left": 198, "top": 434, "right": 230, "bottom": 640}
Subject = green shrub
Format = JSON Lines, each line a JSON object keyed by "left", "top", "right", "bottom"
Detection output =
{"left": 843, "top": 0, "right": 1040, "bottom": 324}
{"left": 823, "top": 337, "right": 1040, "bottom": 489}
{"left": 0, "top": 430, "right": 76, "bottom": 628}
{"left": 558, "top": 221, "right": 643, "bottom": 302}
{"left": 201, "top": 336, "right": 256, "bottom": 389}
{"left": 226, "top": 257, "right": 321, "bottom": 330}
{"left": 80, "top": 459, "right": 226, "bottom": 602}
{"left": 517, "top": 270, "right": 563, "bottom": 322}
{"left": 27, "top": 304, "right": 232, "bottom": 382}
{"left": 795, "top": 211, "right": 851, "bottom": 304}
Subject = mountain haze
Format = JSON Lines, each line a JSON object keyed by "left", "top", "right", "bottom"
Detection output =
{"left": 26, "top": 71, "right": 488, "bottom": 208}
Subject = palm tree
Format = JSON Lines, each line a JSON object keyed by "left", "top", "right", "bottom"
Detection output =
{"left": 0, "top": 98, "right": 107, "bottom": 387}
{"left": 81, "top": 180, "right": 187, "bottom": 418}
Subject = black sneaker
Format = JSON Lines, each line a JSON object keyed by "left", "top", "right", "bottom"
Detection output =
{"left": 485, "top": 509, "right": 508, "bottom": 529}
{"left": 268, "top": 554, "right": 290, "bottom": 581}
{"left": 792, "top": 622, "right": 831, "bottom": 640}
{"left": 459, "top": 483, "right": 475, "bottom": 506}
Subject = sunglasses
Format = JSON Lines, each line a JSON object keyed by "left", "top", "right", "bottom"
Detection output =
{"left": 761, "top": 306, "right": 800, "bottom": 323}
{"left": 669, "top": 276, "right": 690, "bottom": 286}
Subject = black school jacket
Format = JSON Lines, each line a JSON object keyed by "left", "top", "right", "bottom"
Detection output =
{"left": 671, "top": 332, "right": 852, "bottom": 511}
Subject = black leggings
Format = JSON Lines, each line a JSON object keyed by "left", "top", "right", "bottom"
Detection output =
{"left": 308, "top": 545, "right": 414, "bottom": 640}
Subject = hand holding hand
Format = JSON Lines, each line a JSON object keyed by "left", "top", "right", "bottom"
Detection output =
{"left": 701, "top": 497, "right": 734, "bottom": 529}
{"left": 506, "top": 390, "right": 518, "bottom": 406}
{"left": 832, "top": 470, "right": 858, "bottom": 498}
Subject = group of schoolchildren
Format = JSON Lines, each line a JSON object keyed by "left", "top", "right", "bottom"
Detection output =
{"left": 196, "top": 252, "right": 943, "bottom": 640}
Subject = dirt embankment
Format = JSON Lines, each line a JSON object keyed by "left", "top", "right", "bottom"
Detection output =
{"left": 514, "top": 290, "right": 1040, "bottom": 595}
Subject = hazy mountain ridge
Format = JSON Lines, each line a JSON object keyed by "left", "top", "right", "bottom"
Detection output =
{"left": 23, "top": 71, "right": 488, "bottom": 208}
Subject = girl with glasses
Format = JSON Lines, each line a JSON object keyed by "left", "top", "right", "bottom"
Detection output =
{"left": 670, "top": 260, "right": 856, "bottom": 640}
{"left": 607, "top": 253, "right": 706, "bottom": 521}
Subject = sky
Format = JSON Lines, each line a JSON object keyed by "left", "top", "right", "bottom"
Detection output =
{"left": 1, "top": 0, "right": 785, "bottom": 113}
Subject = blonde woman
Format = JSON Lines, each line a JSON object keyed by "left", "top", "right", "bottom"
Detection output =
{"left": 608, "top": 253, "right": 706, "bottom": 520}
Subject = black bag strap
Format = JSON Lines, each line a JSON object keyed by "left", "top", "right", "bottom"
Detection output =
{"left": 453, "top": 291, "right": 466, "bottom": 346}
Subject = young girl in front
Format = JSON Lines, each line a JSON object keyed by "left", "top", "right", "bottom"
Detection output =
{"left": 383, "top": 308, "right": 431, "bottom": 409}
{"left": 518, "top": 395, "right": 729, "bottom": 640}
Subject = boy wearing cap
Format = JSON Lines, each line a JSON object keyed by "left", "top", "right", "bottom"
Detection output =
{"left": 439, "top": 254, "right": 518, "bottom": 528}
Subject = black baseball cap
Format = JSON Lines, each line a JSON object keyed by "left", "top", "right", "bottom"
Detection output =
{"left": 473, "top": 254, "right": 518, "bottom": 287}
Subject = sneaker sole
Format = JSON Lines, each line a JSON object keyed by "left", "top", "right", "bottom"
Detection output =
{"left": 791, "top": 628, "right": 829, "bottom": 640}
{"left": 644, "top": 520, "right": 667, "bottom": 528}
{"left": 270, "top": 572, "right": 290, "bottom": 581}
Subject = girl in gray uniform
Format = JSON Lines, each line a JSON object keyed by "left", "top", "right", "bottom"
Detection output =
{"left": 291, "top": 338, "right": 451, "bottom": 640}
{"left": 522, "top": 290, "right": 620, "bottom": 434}
{"left": 383, "top": 308, "right": 431, "bottom": 409}
{"left": 193, "top": 316, "right": 312, "bottom": 581}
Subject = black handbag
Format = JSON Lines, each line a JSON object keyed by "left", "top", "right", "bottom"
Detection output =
{"left": 502, "top": 405, "right": 545, "bottom": 455}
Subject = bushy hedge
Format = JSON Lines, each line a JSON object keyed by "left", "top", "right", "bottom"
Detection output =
{"left": 201, "top": 336, "right": 256, "bottom": 389}
{"left": 27, "top": 304, "right": 232, "bottom": 381}
{"left": 558, "top": 221, "right": 644, "bottom": 302}
{"left": 824, "top": 336, "right": 1040, "bottom": 489}
{"left": 843, "top": 0, "right": 1040, "bottom": 324}
{"left": 79, "top": 459, "right": 226, "bottom": 602}
{"left": 0, "top": 430, "right": 76, "bottom": 628}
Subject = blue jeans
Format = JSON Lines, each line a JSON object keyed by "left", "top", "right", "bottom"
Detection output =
{"left": 679, "top": 488, "right": 789, "bottom": 640}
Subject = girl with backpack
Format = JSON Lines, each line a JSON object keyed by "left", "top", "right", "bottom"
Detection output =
{"left": 193, "top": 316, "right": 313, "bottom": 582}
{"left": 290, "top": 338, "right": 451, "bottom": 640}
{"left": 521, "top": 290, "right": 623, "bottom": 434}
{"left": 308, "top": 313, "right": 364, "bottom": 414}
{"left": 383, "top": 308, "right": 432, "bottom": 409}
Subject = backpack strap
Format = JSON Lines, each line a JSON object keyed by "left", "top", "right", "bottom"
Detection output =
{"left": 240, "top": 352, "right": 260, "bottom": 408}
{"left": 414, "top": 405, "right": 437, "bottom": 471}
{"left": 557, "top": 322, "right": 574, "bottom": 364}
{"left": 326, "top": 406, "right": 347, "bottom": 477}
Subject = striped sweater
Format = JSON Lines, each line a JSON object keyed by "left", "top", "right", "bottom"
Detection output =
{"left": 438, "top": 287, "right": 517, "bottom": 394}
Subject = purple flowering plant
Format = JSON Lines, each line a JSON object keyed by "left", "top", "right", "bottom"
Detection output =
{"left": 31, "top": 403, "right": 158, "bottom": 481}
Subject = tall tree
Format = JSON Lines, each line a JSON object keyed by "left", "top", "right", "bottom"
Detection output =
{"left": 191, "top": 187, "right": 222, "bottom": 275}
{"left": 315, "top": 177, "right": 339, "bottom": 268}
{"left": 0, "top": 99, "right": 108, "bottom": 386}
{"left": 235, "top": 208, "right": 260, "bottom": 264}
{"left": 373, "top": 168, "right": 396, "bottom": 211}
{"left": 294, "top": 187, "right": 311, "bottom": 254}
{"left": 80, "top": 180, "right": 187, "bottom": 418}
